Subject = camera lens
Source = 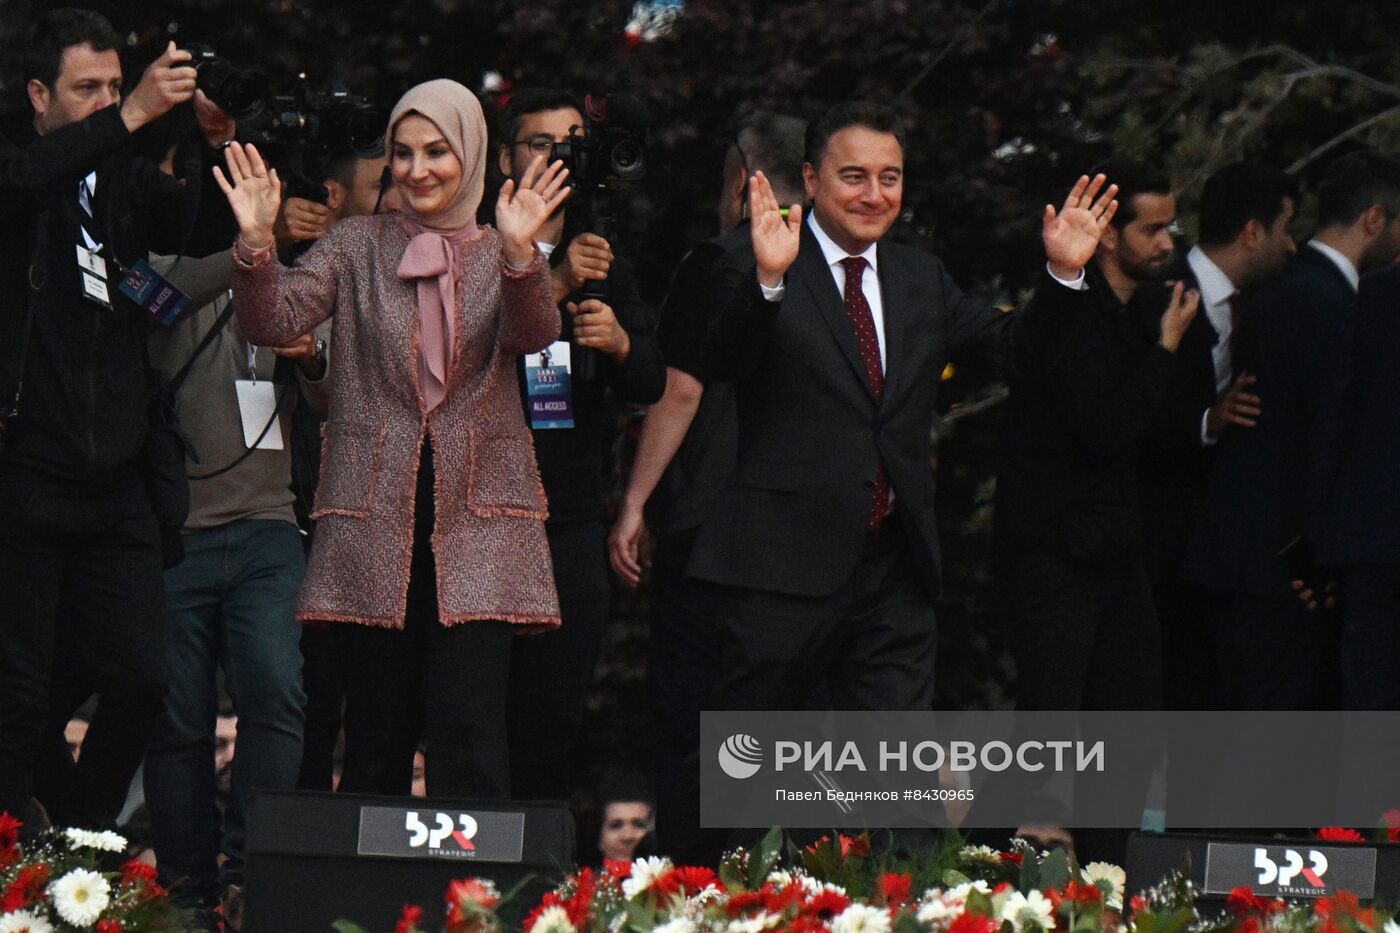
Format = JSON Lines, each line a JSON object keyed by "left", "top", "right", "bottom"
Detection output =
{"left": 195, "top": 59, "right": 268, "bottom": 122}
{"left": 611, "top": 139, "right": 645, "bottom": 178}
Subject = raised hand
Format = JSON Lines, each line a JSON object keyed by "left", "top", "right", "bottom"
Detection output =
{"left": 212, "top": 142, "right": 282, "bottom": 250}
{"left": 1157, "top": 280, "right": 1201, "bottom": 352}
{"left": 749, "top": 171, "right": 802, "bottom": 288}
{"left": 121, "top": 42, "right": 196, "bottom": 133}
{"left": 1043, "top": 173, "right": 1119, "bottom": 279}
{"left": 497, "top": 154, "right": 570, "bottom": 267}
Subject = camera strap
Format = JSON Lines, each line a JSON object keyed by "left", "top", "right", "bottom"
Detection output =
{"left": 4, "top": 207, "right": 50, "bottom": 420}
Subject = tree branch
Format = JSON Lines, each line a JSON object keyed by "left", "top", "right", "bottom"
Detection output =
{"left": 1286, "top": 104, "right": 1400, "bottom": 174}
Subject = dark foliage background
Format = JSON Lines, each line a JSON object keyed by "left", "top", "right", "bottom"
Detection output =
{"left": 8, "top": 0, "right": 1400, "bottom": 840}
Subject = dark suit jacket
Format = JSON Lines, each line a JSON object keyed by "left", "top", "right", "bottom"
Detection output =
{"left": 1136, "top": 256, "right": 1221, "bottom": 581}
{"left": 1321, "top": 263, "right": 1400, "bottom": 564}
{"left": 996, "top": 262, "right": 1179, "bottom": 568}
{"left": 687, "top": 221, "right": 1068, "bottom": 599}
{"left": 1184, "top": 246, "right": 1356, "bottom": 598}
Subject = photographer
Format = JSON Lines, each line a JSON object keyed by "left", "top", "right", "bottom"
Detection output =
{"left": 495, "top": 89, "right": 665, "bottom": 804}
{"left": 0, "top": 9, "right": 226, "bottom": 832}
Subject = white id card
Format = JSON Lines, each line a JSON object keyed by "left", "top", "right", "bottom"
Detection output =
{"left": 234, "top": 380, "right": 283, "bottom": 450}
{"left": 76, "top": 245, "right": 108, "bottom": 278}
{"left": 80, "top": 270, "right": 112, "bottom": 307}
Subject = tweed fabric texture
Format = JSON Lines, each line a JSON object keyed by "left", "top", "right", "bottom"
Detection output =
{"left": 233, "top": 213, "right": 562, "bottom": 631}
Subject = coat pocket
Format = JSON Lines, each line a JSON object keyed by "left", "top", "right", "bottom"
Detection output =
{"left": 466, "top": 426, "right": 548, "bottom": 519}
{"left": 310, "top": 422, "right": 387, "bottom": 519}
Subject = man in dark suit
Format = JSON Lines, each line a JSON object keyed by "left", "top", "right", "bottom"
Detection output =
{"left": 1140, "top": 162, "right": 1298, "bottom": 708}
{"left": 688, "top": 101, "right": 1119, "bottom": 711}
{"left": 1321, "top": 263, "right": 1400, "bottom": 709}
{"left": 1185, "top": 149, "right": 1400, "bottom": 710}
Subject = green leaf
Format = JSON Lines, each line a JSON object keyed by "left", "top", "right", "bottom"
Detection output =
{"left": 751, "top": 827, "right": 785, "bottom": 886}
{"left": 967, "top": 889, "right": 996, "bottom": 917}
{"left": 1038, "top": 848, "right": 1069, "bottom": 890}
{"left": 943, "top": 868, "right": 973, "bottom": 888}
{"left": 1019, "top": 852, "right": 1039, "bottom": 893}
{"left": 331, "top": 922, "right": 373, "bottom": 933}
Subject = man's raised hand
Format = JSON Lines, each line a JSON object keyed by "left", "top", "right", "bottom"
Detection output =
{"left": 1044, "top": 173, "right": 1119, "bottom": 280}
{"left": 213, "top": 142, "right": 282, "bottom": 250}
{"left": 498, "top": 154, "right": 570, "bottom": 268}
{"left": 750, "top": 171, "right": 802, "bottom": 288}
{"left": 121, "top": 42, "right": 196, "bottom": 133}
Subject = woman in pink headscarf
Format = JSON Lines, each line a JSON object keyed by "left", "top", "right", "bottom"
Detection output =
{"left": 215, "top": 79, "right": 568, "bottom": 797}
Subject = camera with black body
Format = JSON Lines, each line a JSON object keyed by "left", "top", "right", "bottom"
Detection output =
{"left": 182, "top": 43, "right": 269, "bottom": 122}
{"left": 255, "top": 82, "right": 387, "bottom": 204}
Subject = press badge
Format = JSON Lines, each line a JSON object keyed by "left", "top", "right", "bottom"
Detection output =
{"left": 525, "top": 340, "right": 575, "bottom": 429}
{"left": 117, "top": 259, "right": 190, "bottom": 326}
{"left": 234, "top": 380, "right": 283, "bottom": 450}
{"left": 76, "top": 245, "right": 112, "bottom": 309}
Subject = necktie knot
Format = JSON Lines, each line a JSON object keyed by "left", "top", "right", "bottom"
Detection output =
{"left": 841, "top": 255, "right": 868, "bottom": 284}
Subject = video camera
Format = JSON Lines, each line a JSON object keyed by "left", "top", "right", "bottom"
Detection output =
{"left": 183, "top": 43, "right": 269, "bottom": 122}
{"left": 257, "top": 82, "right": 388, "bottom": 203}
{"left": 552, "top": 92, "right": 650, "bottom": 198}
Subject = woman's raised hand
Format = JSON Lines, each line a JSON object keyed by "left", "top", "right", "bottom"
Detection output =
{"left": 497, "top": 154, "right": 571, "bottom": 267}
{"left": 213, "top": 142, "right": 283, "bottom": 250}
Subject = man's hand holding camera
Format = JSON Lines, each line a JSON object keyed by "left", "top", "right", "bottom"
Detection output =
{"left": 552, "top": 232, "right": 613, "bottom": 304}
{"left": 120, "top": 42, "right": 197, "bottom": 133}
{"left": 567, "top": 299, "right": 630, "bottom": 363}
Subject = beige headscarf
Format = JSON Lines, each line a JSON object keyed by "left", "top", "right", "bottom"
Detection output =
{"left": 389, "top": 79, "right": 489, "bottom": 411}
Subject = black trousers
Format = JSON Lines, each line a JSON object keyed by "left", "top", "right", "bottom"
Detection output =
{"left": 296, "top": 621, "right": 352, "bottom": 790}
{"left": 507, "top": 518, "right": 611, "bottom": 801}
{"left": 648, "top": 527, "right": 725, "bottom": 863}
{"left": 336, "top": 443, "right": 513, "bottom": 798}
{"left": 1203, "top": 587, "right": 1337, "bottom": 710}
{"left": 0, "top": 464, "right": 168, "bottom": 830}
{"left": 711, "top": 518, "right": 937, "bottom": 712}
{"left": 1338, "top": 562, "right": 1400, "bottom": 710}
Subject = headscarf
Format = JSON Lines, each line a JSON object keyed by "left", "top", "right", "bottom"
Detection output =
{"left": 388, "top": 79, "right": 489, "bottom": 411}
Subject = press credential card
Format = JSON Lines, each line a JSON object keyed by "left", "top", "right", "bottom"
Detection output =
{"left": 234, "top": 380, "right": 283, "bottom": 450}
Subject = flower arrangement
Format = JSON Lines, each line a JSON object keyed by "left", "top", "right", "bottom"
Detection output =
{"left": 0, "top": 813, "right": 183, "bottom": 932}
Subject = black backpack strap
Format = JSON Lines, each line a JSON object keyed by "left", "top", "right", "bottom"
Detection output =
{"left": 167, "top": 298, "right": 237, "bottom": 394}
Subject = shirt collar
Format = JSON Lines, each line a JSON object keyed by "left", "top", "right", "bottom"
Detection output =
{"left": 808, "top": 210, "right": 879, "bottom": 273}
{"left": 1307, "top": 239, "right": 1360, "bottom": 291}
{"left": 1185, "top": 246, "right": 1236, "bottom": 309}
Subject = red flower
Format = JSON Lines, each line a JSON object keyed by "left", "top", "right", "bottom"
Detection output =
{"left": 839, "top": 834, "right": 871, "bottom": 858}
{"left": 949, "top": 913, "right": 1000, "bottom": 933}
{"left": 655, "top": 866, "right": 719, "bottom": 897}
{"left": 803, "top": 889, "right": 852, "bottom": 920}
{"left": 726, "top": 890, "right": 767, "bottom": 917}
{"left": 0, "top": 812, "right": 21, "bottom": 850}
{"left": 448, "top": 877, "right": 501, "bottom": 910}
{"left": 1318, "top": 828, "right": 1366, "bottom": 843}
{"left": 805, "top": 834, "right": 832, "bottom": 855}
{"left": 1229, "top": 886, "right": 1266, "bottom": 917}
{"left": 4, "top": 862, "right": 51, "bottom": 910}
{"left": 563, "top": 868, "right": 595, "bottom": 928}
{"left": 395, "top": 904, "right": 424, "bottom": 933}
{"left": 1129, "top": 895, "right": 1149, "bottom": 915}
{"left": 1238, "top": 917, "right": 1261, "bottom": 933}
{"left": 993, "top": 881, "right": 1014, "bottom": 895}
{"left": 878, "top": 872, "right": 912, "bottom": 905}
{"left": 761, "top": 882, "right": 802, "bottom": 915}
{"left": 522, "top": 891, "right": 564, "bottom": 932}
{"left": 1002, "top": 851, "right": 1024, "bottom": 866}
{"left": 97, "top": 921, "right": 124, "bottom": 933}
{"left": 121, "top": 860, "right": 159, "bottom": 887}
{"left": 603, "top": 858, "right": 632, "bottom": 880}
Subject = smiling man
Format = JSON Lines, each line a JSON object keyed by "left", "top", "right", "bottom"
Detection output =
{"left": 690, "top": 101, "right": 1121, "bottom": 713}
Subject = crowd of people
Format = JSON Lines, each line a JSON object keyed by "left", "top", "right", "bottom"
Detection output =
{"left": 3, "top": 6, "right": 1399, "bottom": 929}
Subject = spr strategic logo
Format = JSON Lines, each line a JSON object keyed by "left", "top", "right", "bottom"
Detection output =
{"left": 357, "top": 805, "right": 526, "bottom": 862}
{"left": 718, "top": 733, "right": 764, "bottom": 779}
{"left": 1205, "top": 842, "right": 1377, "bottom": 899}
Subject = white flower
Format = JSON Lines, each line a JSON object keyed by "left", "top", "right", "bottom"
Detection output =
{"left": 528, "top": 905, "right": 576, "bottom": 933}
{"left": 64, "top": 827, "right": 127, "bottom": 852}
{"left": 622, "top": 855, "right": 674, "bottom": 899}
{"left": 766, "top": 870, "right": 794, "bottom": 886}
{"left": 960, "top": 845, "right": 1003, "bottom": 863}
{"left": 652, "top": 919, "right": 696, "bottom": 933}
{"left": 728, "top": 913, "right": 782, "bottom": 933}
{"left": 832, "top": 903, "right": 893, "bottom": 933}
{"left": 1083, "top": 862, "right": 1127, "bottom": 910}
{"left": 1384, "top": 922, "right": 1400, "bottom": 933}
{"left": 0, "top": 910, "right": 56, "bottom": 933}
{"left": 1000, "top": 890, "right": 1055, "bottom": 932}
{"left": 917, "top": 898, "right": 960, "bottom": 926}
{"left": 48, "top": 868, "right": 111, "bottom": 927}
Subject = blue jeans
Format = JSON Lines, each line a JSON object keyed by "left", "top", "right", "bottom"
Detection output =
{"left": 144, "top": 520, "right": 306, "bottom": 907}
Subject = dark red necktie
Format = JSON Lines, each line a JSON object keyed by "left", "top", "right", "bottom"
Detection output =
{"left": 841, "top": 256, "right": 892, "bottom": 529}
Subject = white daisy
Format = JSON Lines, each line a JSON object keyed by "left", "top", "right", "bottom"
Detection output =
{"left": 832, "top": 903, "right": 893, "bottom": 933}
{"left": 622, "top": 855, "right": 674, "bottom": 899}
{"left": 1383, "top": 922, "right": 1400, "bottom": 933}
{"left": 960, "top": 845, "right": 1003, "bottom": 863}
{"left": 64, "top": 827, "right": 127, "bottom": 852}
{"left": 48, "top": 868, "right": 111, "bottom": 927}
{"left": 652, "top": 918, "right": 696, "bottom": 933}
{"left": 727, "top": 913, "right": 781, "bottom": 933}
{"left": 0, "top": 910, "right": 56, "bottom": 933}
{"left": 1082, "top": 862, "right": 1127, "bottom": 910}
{"left": 1000, "top": 890, "right": 1055, "bottom": 931}
{"left": 765, "top": 870, "right": 794, "bottom": 887}
{"left": 528, "top": 905, "right": 576, "bottom": 933}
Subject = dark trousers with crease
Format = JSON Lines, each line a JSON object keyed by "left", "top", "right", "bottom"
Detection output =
{"left": 336, "top": 442, "right": 513, "bottom": 799}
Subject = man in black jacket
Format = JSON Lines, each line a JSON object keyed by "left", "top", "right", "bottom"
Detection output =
{"left": 494, "top": 89, "right": 666, "bottom": 803}
{"left": 0, "top": 9, "right": 202, "bottom": 830}
{"left": 1139, "top": 162, "right": 1297, "bottom": 708}
{"left": 1186, "top": 150, "right": 1400, "bottom": 710}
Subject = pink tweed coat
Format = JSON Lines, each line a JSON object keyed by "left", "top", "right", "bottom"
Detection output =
{"left": 233, "top": 214, "right": 561, "bottom": 630}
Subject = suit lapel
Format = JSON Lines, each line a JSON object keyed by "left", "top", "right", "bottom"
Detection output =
{"left": 795, "top": 224, "right": 878, "bottom": 400}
